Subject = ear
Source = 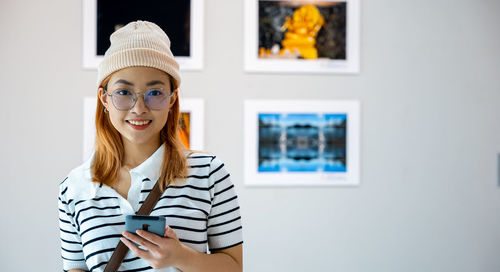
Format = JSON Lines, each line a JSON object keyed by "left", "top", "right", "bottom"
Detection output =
{"left": 98, "top": 87, "right": 109, "bottom": 108}
{"left": 169, "top": 89, "right": 178, "bottom": 108}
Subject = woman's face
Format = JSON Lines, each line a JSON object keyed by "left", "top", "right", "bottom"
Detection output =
{"left": 98, "top": 66, "right": 176, "bottom": 146}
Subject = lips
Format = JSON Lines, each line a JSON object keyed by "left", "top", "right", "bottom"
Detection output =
{"left": 126, "top": 120, "right": 152, "bottom": 130}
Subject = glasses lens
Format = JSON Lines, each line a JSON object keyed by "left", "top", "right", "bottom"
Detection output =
{"left": 112, "top": 89, "right": 134, "bottom": 110}
{"left": 145, "top": 88, "right": 171, "bottom": 110}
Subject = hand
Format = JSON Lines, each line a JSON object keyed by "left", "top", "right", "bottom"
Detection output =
{"left": 121, "top": 225, "right": 184, "bottom": 269}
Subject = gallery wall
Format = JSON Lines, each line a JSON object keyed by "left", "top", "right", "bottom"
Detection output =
{"left": 1, "top": 0, "right": 499, "bottom": 271}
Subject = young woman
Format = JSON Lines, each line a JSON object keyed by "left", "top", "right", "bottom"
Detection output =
{"left": 58, "top": 21, "right": 243, "bottom": 272}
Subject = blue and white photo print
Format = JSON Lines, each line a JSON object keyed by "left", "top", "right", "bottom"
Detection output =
{"left": 244, "top": 100, "right": 360, "bottom": 186}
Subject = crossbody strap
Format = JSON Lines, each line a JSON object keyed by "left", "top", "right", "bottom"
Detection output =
{"left": 104, "top": 180, "right": 163, "bottom": 272}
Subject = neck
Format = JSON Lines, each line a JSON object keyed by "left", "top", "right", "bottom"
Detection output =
{"left": 122, "top": 135, "right": 162, "bottom": 170}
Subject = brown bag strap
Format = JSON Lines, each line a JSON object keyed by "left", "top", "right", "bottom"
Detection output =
{"left": 104, "top": 180, "right": 164, "bottom": 272}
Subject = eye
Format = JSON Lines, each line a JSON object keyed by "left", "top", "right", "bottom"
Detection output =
{"left": 115, "top": 89, "right": 132, "bottom": 96}
{"left": 147, "top": 89, "right": 165, "bottom": 96}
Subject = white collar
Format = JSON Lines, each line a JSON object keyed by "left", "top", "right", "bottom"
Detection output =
{"left": 89, "top": 143, "right": 165, "bottom": 198}
{"left": 129, "top": 142, "right": 165, "bottom": 183}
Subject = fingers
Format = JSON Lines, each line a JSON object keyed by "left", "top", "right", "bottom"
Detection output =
{"left": 135, "top": 229, "right": 164, "bottom": 245}
{"left": 122, "top": 231, "right": 159, "bottom": 251}
{"left": 120, "top": 235, "right": 152, "bottom": 260}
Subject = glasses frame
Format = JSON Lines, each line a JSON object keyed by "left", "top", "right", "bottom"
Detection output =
{"left": 104, "top": 87, "right": 176, "bottom": 111}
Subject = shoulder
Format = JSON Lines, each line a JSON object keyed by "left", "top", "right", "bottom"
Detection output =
{"left": 186, "top": 152, "right": 226, "bottom": 172}
{"left": 58, "top": 156, "right": 95, "bottom": 201}
{"left": 183, "top": 152, "right": 230, "bottom": 184}
{"left": 186, "top": 151, "right": 216, "bottom": 164}
{"left": 186, "top": 151, "right": 226, "bottom": 165}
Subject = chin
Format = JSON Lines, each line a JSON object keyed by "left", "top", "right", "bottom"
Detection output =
{"left": 118, "top": 131, "right": 146, "bottom": 143}
{"left": 123, "top": 131, "right": 162, "bottom": 146}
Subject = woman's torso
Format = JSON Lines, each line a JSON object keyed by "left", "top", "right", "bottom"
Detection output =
{"left": 59, "top": 149, "right": 243, "bottom": 272}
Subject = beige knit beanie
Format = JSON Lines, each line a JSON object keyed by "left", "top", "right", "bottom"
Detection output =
{"left": 97, "top": 20, "right": 181, "bottom": 90}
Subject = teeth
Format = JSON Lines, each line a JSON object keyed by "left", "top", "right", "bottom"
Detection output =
{"left": 128, "top": 120, "right": 151, "bottom": 126}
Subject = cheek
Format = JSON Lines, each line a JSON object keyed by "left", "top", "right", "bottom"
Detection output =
{"left": 154, "top": 111, "right": 170, "bottom": 128}
{"left": 108, "top": 112, "right": 126, "bottom": 130}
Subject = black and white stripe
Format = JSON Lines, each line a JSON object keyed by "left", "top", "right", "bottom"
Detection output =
{"left": 58, "top": 151, "right": 242, "bottom": 271}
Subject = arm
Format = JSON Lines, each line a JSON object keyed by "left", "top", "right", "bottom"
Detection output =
{"left": 59, "top": 182, "right": 88, "bottom": 271}
{"left": 177, "top": 244, "right": 243, "bottom": 272}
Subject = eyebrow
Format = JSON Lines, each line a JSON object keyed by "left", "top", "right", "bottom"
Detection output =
{"left": 113, "top": 79, "right": 166, "bottom": 87}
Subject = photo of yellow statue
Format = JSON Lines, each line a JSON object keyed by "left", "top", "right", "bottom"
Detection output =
{"left": 280, "top": 5, "right": 325, "bottom": 59}
{"left": 258, "top": 2, "right": 346, "bottom": 60}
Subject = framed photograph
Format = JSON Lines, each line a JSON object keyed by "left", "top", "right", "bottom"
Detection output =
{"left": 244, "top": 100, "right": 360, "bottom": 186}
{"left": 83, "top": 97, "right": 205, "bottom": 161}
{"left": 177, "top": 98, "right": 205, "bottom": 151}
{"left": 244, "top": 0, "right": 360, "bottom": 74}
{"left": 83, "top": 0, "right": 204, "bottom": 70}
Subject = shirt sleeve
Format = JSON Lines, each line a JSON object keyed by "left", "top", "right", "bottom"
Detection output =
{"left": 207, "top": 157, "right": 243, "bottom": 251}
{"left": 58, "top": 179, "right": 88, "bottom": 271}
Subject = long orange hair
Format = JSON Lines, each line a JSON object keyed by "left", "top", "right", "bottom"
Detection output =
{"left": 91, "top": 72, "right": 188, "bottom": 192}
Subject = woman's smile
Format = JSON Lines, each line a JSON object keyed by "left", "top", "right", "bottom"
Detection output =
{"left": 126, "top": 119, "right": 152, "bottom": 130}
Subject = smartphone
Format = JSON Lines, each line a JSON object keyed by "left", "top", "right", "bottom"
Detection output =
{"left": 125, "top": 215, "right": 166, "bottom": 237}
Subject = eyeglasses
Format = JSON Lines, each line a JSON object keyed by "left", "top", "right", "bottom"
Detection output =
{"left": 104, "top": 88, "right": 175, "bottom": 111}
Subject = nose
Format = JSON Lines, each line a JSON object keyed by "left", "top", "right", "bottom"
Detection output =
{"left": 131, "top": 93, "right": 149, "bottom": 114}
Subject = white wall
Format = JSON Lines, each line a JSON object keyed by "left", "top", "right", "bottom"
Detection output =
{"left": 1, "top": 0, "right": 499, "bottom": 271}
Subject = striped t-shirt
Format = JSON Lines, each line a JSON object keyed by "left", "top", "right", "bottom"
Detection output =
{"left": 58, "top": 144, "right": 243, "bottom": 272}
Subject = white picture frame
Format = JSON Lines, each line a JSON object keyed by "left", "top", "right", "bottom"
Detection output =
{"left": 83, "top": 97, "right": 205, "bottom": 161}
{"left": 178, "top": 98, "right": 205, "bottom": 152}
{"left": 244, "top": 0, "right": 360, "bottom": 74}
{"left": 244, "top": 100, "right": 361, "bottom": 186}
{"left": 82, "top": 0, "right": 204, "bottom": 70}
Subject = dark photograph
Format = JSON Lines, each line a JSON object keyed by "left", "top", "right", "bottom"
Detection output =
{"left": 97, "top": 0, "right": 191, "bottom": 57}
